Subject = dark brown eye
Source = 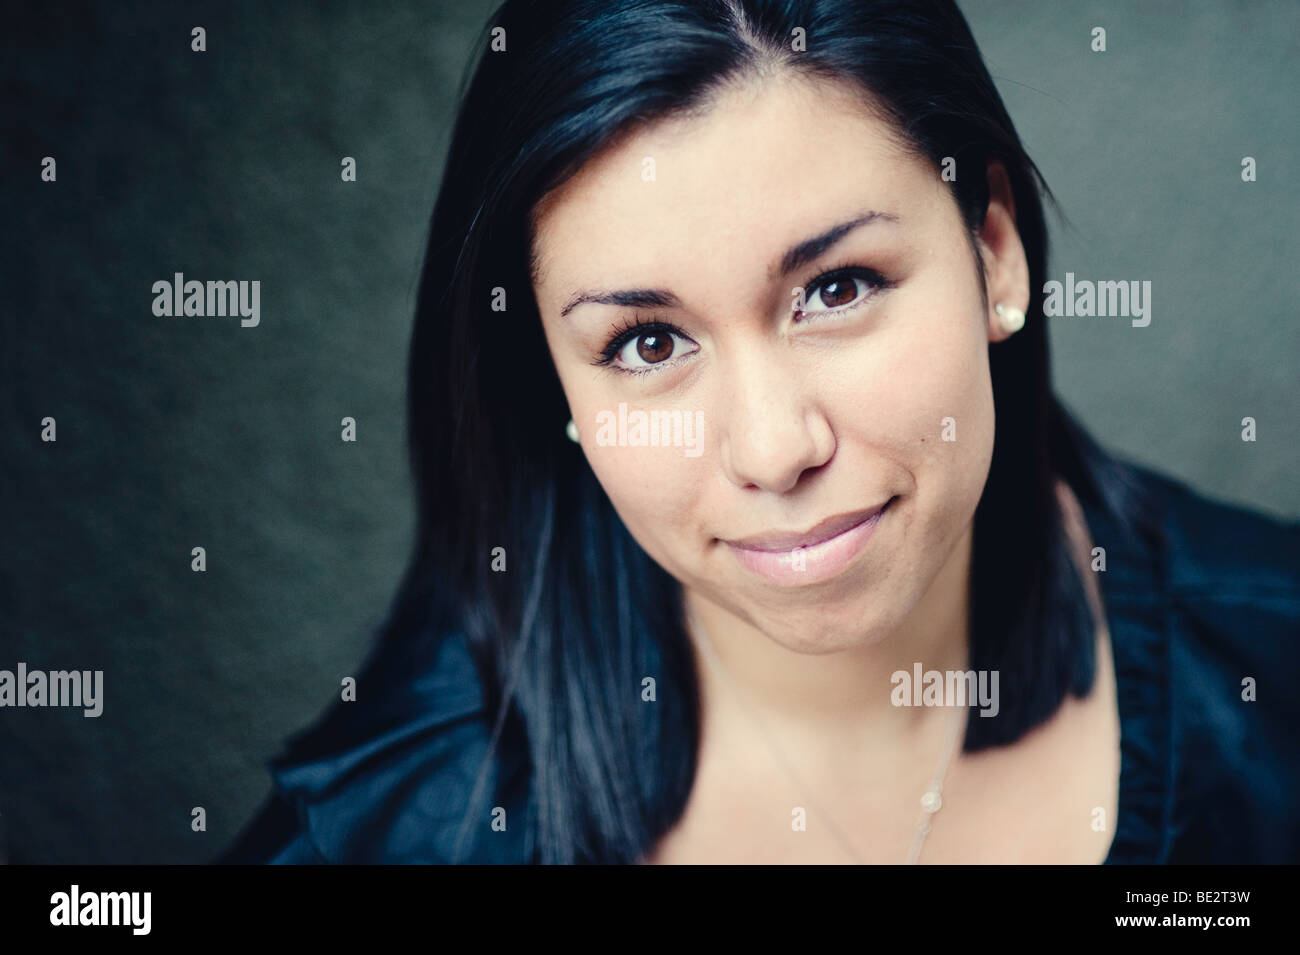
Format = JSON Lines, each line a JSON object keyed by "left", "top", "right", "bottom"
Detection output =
{"left": 600, "top": 320, "right": 700, "bottom": 372}
{"left": 798, "top": 266, "right": 888, "bottom": 319}
{"left": 817, "top": 277, "right": 859, "bottom": 309}
{"left": 635, "top": 332, "right": 673, "bottom": 363}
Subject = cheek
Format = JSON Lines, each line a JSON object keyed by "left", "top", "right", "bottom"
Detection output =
{"left": 550, "top": 361, "right": 711, "bottom": 574}
{"left": 584, "top": 438, "right": 708, "bottom": 569}
{"left": 832, "top": 303, "right": 994, "bottom": 523}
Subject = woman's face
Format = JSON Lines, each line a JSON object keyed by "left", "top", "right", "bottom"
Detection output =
{"left": 529, "top": 73, "right": 1028, "bottom": 652}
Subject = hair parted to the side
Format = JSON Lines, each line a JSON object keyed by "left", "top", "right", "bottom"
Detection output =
{"left": 379, "top": 0, "right": 1159, "bottom": 863}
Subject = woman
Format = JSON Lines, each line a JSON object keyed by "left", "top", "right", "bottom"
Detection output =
{"left": 220, "top": 0, "right": 1299, "bottom": 864}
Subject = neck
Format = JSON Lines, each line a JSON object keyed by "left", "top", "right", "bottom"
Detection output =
{"left": 682, "top": 519, "right": 974, "bottom": 755}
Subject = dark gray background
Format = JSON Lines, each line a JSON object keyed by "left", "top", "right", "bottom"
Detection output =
{"left": 2, "top": 1, "right": 1296, "bottom": 863}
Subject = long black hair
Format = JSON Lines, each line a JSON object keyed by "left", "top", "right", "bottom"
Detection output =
{"left": 384, "top": 0, "right": 1157, "bottom": 863}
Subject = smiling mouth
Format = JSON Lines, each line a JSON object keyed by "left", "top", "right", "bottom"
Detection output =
{"left": 724, "top": 498, "right": 895, "bottom": 551}
{"left": 720, "top": 496, "right": 897, "bottom": 586}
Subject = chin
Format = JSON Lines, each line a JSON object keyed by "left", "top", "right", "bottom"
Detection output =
{"left": 745, "top": 594, "right": 904, "bottom": 656}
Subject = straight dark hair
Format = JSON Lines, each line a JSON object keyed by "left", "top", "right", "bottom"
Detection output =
{"left": 383, "top": 0, "right": 1157, "bottom": 863}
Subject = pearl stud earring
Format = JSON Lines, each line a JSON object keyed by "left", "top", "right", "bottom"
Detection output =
{"left": 994, "top": 303, "right": 1025, "bottom": 334}
{"left": 565, "top": 418, "right": 580, "bottom": 443}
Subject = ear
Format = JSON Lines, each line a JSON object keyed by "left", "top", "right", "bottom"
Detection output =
{"left": 978, "top": 161, "right": 1030, "bottom": 343}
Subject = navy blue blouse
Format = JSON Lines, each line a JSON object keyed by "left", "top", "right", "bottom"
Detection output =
{"left": 218, "top": 465, "right": 1300, "bottom": 864}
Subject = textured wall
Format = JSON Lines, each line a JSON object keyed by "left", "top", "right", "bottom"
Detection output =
{"left": 2, "top": 1, "right": 1295, "bottom": 863}
{"left": 963, "top": 0, "right": 1298, "bottom": 521}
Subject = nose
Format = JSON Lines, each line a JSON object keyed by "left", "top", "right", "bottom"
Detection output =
{"left": 719, "top": 350, "right": 835, "bottom": 493}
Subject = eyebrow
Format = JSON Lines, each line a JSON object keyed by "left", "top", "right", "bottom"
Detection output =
{"left": 557, "top": 209, "right": 900, "bottom": 318}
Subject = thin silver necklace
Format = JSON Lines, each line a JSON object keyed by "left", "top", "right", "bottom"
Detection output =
{"left": 688, "top": 610, "right": 967, "bottom": 864}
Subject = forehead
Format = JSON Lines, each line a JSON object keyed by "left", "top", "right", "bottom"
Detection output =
{"left": 528, "top": 74, "right": 931, "bottom": 301}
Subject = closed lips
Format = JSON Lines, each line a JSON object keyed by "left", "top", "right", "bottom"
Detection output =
{"left": 725, "top": 498, "right": 895, "bottom": 552}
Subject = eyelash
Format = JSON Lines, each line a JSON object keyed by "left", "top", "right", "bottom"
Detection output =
{"left": 592, "top": 314, "right": 688, "bottom": 373}
{"left": 796, "top": 260, "right": 891, "bottom": 320}
{"left": 591, "top": 262, "right": 891, "bottom": 373}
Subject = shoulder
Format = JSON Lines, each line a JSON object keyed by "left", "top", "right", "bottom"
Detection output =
{"left": 1130, "top": 467, "right": 1299, "bottom": 673}
{"left": 1087, "top": 461, "right": 1297, "bottom": 592}
{"left": 218, "top": 623, "right": 534, "bottom": 864}
{"left": 1147, "top": 468, "right": 1299, "bottom": 693}
{"left": 1087, "top": 463, "right": 1299, "bottom": 863}
{"left": 1145, "top": 467, "right": 1299, "bottom": 600}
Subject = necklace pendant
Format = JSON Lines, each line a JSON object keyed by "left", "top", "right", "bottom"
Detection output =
{"left": 920, "top": 790, "right": 942, "bottom": 813}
